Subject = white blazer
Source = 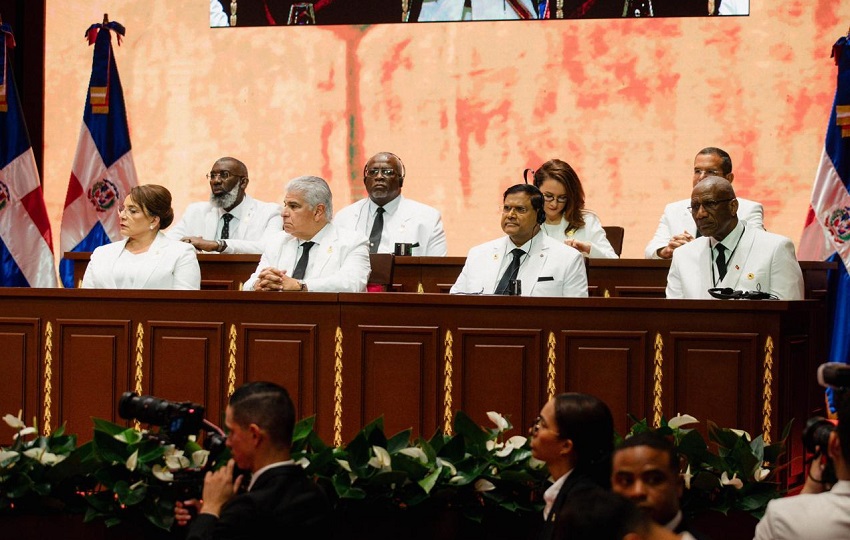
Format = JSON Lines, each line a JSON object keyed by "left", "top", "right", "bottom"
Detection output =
{"left": 754, "top": 481, "right": 850, "bottom": 540}
{"left": 333, "top": 195, "right": 447, "bottom": 256}
{"left": 244, "top": 223, "right": 371, "bottom": 293}
{"left": 81, "top": 233, "right": 201, "bottom": 290}
{"left": 541, "top": 211, "right": 618, "bottom": 259}
{"left": 645, "top": 197, "right": 764, "bottom": 259}
{"left": 167, "top": 194, "right": 282, "bottom": 254}
{"left": 665, "top": 224, "right": 804, "bottom": 300}
{"left": 451, "top": 233, "right": 588, "bottom": 297}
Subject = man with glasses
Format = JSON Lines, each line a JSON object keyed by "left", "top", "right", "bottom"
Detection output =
{"left": 450, "top": 184, "right": 587, "bottom": 297}
{"left": 645, "top": 147, "right": 764, "bottom": 259}
{"left": 334, "top": 152, "right": 447, "bottom": 256}
{"left": 665, "top": 176, "right": 802, "bottom": 300}
{"left": 167, "top": 157, "right": 282, "bottom": 254}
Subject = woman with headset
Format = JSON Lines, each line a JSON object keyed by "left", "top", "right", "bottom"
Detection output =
{"left": 530, "top": 159, "right": 618, "bottom": 259}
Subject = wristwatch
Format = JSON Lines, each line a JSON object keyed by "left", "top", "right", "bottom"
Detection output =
{"left": 216, "top": 240, "right": 227, "bottom": 253}
{"left": 298, "top": 280, "right": 308, "bottom": 292}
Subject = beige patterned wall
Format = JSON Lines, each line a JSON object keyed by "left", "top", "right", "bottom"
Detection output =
{"left": 43, "top": 1, "right": 850, "bottom": 258}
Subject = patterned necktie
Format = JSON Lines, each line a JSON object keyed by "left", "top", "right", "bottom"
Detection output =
{"left": 292, "top": 241, "right": 315, "bottom": 280}
{"left": 220, "top": 213, "right": 234, "bottom": 240}
{"left": 369, "top": 207, "right": 385, "bottom": 254}
{"left": 494, "top": 248, "right": 524, "bottom": 295}
{"left": 715, "top": 243, "right": 728, "bottom": 281}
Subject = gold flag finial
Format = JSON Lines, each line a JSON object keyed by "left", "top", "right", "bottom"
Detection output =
{"left": 103, "top": 13, "right": 109, "bottom": 25}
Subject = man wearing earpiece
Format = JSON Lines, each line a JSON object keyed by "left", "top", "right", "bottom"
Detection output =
{"left": 333, "top": 152, "right": 447, "bottom": 256}
{"left": 167, "top": 157, "right": 282, "bottom": 254}
{"left": 665, "top": 176, "right": 803, "bottom": 300}
{"left": 450, "top": 184, "right": 588, "bottom": 297}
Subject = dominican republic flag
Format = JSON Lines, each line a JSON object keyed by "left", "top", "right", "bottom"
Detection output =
{"left": 59, "top": 19, "right": 137, "bottom": 288}
{"left": 0, "top": 23, "right": 57, "bottom": 287}
{"left": 798, "top": 34, "right": 850, "bottom": 411}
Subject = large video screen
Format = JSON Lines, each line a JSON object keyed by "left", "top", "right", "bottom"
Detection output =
{"left": 209, "top": 0, "right": 750, "bottom": 27}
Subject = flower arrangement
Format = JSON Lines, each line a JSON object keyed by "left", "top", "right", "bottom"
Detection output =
{"left": 627, "top": 413, "right": 790, "bottom": 519}
{"left": 0, "top": 411, "right": 77, "bottom": 512}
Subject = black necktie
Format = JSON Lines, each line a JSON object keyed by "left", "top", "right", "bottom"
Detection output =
{"left": 715, "top": 243, "right": 728, "bottom": 281}
{"left": 369, "top": 207, "right": 385, "bottom": 254}
{"left": 292, "top": 241, "right": 315, "bottom": 280}
{"left": 220, "top": 213, "right": 234, "bottom": 240}
{"left": 494, "top": 248, "right": 524, "bottom": 295}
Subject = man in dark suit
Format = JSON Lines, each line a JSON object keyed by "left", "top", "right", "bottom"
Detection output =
{"left": 177, "top": 381, "right": 330, "bottom": 539}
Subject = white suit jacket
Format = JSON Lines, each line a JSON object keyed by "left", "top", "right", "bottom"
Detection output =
{"left": 333, "top": 195, "right": 447, "bottom": 256}
{"left": 418, "top": 0, "right": 537, "bottom": 20}
{"left": 81, "top": 233, "right": 201, "bottom": 290}
{"left": 167, "top": 194, "right": 282, "bottom": 254}
{"left": 754, "top": 481, "right": 850, "bottom": 540}
{"left": 665, "top": 224, "right": 804, "bottom": 300}
{"left": 645, "top": 197, "right": 764, "bottom": 259}
{"left": 450, "top": 233, "right": 588, "bottom": 297}
{"left": 541, "top": 212, "right": 618, "bottom": 259}
{"left": 243, "top": 223, "right": 370, "bottom": 293}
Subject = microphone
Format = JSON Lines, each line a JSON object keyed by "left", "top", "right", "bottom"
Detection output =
{"left": 818, "top": 362, "right": 850, "bottom": 389}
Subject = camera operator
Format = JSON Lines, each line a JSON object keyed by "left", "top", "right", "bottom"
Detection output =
{"left": 175, "top": 382, "right": 331, "bottom": 539}
{"left": 753, "top": 389, "right": 850, "bottom": 539}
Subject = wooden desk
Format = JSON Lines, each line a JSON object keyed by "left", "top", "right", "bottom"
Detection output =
{"left": 0, "top": 289, "right": 826, "bottom": 486}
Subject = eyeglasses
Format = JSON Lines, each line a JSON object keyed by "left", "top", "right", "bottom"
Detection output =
{"left": 531, "top": 416, "right": 558, "bottom": 435}
{"left": 542, "top": 194, "right": 568, "bottom": 204}
{"left": 206, "top": 171, "right": 241, "bottom": 181}
{"left": 687, "top": 198, "right": 735, "bottom": 213}
{"left": 693, "top": 168, "right": 724, "bottom": 178}
{"left": 502, "top": 205, "right": 530, "bottom": 215}
{"left": 365, "top": 168, "right": 398, "bottom": 178}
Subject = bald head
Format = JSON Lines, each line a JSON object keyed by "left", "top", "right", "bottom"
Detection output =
{"left": 690, "top": 176, "right": 739, "bottom": 240}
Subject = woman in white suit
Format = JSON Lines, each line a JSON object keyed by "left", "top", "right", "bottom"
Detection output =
{"left": 531, "top": 159, "right": 618, "bottom": 259}
{"left": 82, "top": 185, "right": 201, "bottom": 290}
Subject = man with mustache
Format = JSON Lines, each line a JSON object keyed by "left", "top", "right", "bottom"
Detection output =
{"left": 168, "top": 157, "right": 282, "bottom": 254}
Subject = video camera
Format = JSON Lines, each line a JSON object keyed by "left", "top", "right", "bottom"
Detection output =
{"left": 803, "top": 363, "right": 850, "bottom": 487}
{"left": 118, "top": 392, "right": 228, "bottom": 498}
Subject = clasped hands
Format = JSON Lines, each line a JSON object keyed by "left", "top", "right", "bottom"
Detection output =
{"left": 253, "top": 267, "right": 301, "bottom": 291}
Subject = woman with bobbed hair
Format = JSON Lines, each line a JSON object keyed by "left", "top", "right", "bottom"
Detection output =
{"left": 530, "top": 392, "right": 615, "bottom": 540}
{"left": 82, "top": 184, "right": 201, "bottom": 289}
{"left": 532, "top": 159, "right": 618, "bottom": 258}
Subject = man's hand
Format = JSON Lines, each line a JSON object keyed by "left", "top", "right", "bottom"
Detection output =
{"left": 175, "top": 498, "right": 203, "bottom": 527}
{"left": 199, "top": 459, "right": 244, "bottom": 518}
{"left": 253, "top": 267, "right": 301, "bottom": 291}
{"left": 181, "top": 236, "right": 220, "bottom": 252}
{"left": 564, "top": 239, "right": 591, "bottom": 256}
{"left": 657, "top": 231, "right": 694, "bottom": 259}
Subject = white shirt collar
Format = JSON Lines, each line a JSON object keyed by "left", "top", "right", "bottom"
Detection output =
{"left": 247, "top": 459, "right": 295, "bottom": 492}
{"left": 543, "top": 469, "right": 573, "bottom": 520}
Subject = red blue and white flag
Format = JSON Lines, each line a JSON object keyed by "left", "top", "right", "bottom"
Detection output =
{"left": 799, "top": 34, "right": 850, "bottom": 410}
{"left": 59, "top": 19, "right": 137, "bottom": 288}
{"left": 0, "top": 22, "right": 57, "bottom": 287}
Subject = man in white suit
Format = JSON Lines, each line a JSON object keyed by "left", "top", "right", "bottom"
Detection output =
{"left": 244, "top": 176, "right": 370, "bottom": 293}
{"left": 754, "top": 391, "right": 850, "bottom": 539}
{"left": 665, "top": 177, "right": 803, "bottom": 300}
{"left": 451, "top": 184, "right": 587, "bottom": 297}
{"left": 645, "top": 147, "right": 764, "bottom": 259}
{"left": 167, "top": 157, "right": 282, "bottom": 254}
{"left": 334, "top": 152, "right": 447, "bottom": 256}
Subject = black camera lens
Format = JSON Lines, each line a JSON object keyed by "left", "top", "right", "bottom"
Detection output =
{"left": 118, "top": 391, "right": 205, "bottom": 441}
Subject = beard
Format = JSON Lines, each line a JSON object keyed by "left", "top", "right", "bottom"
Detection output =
{"left": 210, "top": 183, "right": 240, "bottom": 209}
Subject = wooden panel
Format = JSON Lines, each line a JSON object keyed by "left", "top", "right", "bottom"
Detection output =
{"left": 0, "top": 318, "right": 39, "bottom": 445}
{"left": 148, "top": 322, "right": 224, "bottom": 427}
{"left": 456, "top": 328, "right": 542, "bottom": 436}
{"left": 670, "top": 332, "right": 758, "bottom": 433}
{"left": 562, "top": 331, "right": 648, "bottom": 436}
{"left": 56, "top": 320, "right": 131, "bottom": 436}
{"left": 241, "top": 323, "right": 319, "bottom": 421}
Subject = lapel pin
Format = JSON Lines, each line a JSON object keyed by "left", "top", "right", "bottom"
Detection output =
{"left": 327, "top": 246, "right": 333, "bottom": 254}
{"left": 747, "top": 273, "right": 755, "bottom": 280}
{"left": 735, "top": 265, "right": 740, "bottom": 270}
{"left": 493, "top": 253, "right": 499, "bottom": 260}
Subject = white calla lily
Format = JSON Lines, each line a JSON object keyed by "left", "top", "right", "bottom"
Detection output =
{"left": 493, "top": 435, "right": 527, "bottom": 457}
{"left": 474, "top": 479, "right": 496, "bottom": 492}
{"left": 0, "top": 449, "right": 19, "bottom": 465}
{"left": 336, "top": 459, "right": 352, "bottom": 472}
{"left": 720, "top": 471, "right": 743, "bottom": 489}
{"left": 12, "top": 427, "right": 36, "bottom": 439}
{"left": 682, "top": 465, "right": 693, "bottom": 489}
{"left": 486, "top": 411, "right": 510, "bottom": 432}
{"left": 398, "top": 447, "right": 428, "bottom": 464}
{"left": 192, "top": 450, "right": 210, "bottom": 468}
{"left": 367, "top": 446, "right": 392, "bottom": 470}
{"left": 730, "top": 429, "right": 751, "bottom": 441}
{"left": 436, "top": 458, "right": 457, "bottom": 476}
{"left": 165, "top": 453, "right": 191, "bottom": 470}
{"left": 528, "top": 457, "right": 547, "bottom": 470}
{"left": 754, "top": 468, "right": 770, "bottom": 482}
{"left": 152, "top": 464, "right": 174, "bottom": 482}
{"left": 667, "top": 414, "right": 699, "bottom": 430}
{"left": 2, "top": 410, "right": 25, "bottom": 430}
{"left": 125, "top": 449, "right": 139, "bottom": 471}
{"left": 485, "top": 440, "right": 502, "bottom": 452}
{"left": 296, "top": 457, "right": 310, "bottom": 469}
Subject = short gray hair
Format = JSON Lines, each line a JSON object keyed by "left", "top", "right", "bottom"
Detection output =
{"left": 285, "top": 175, "right": 333, "bottom": 220}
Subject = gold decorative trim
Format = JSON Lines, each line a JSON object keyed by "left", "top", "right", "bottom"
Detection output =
{"left": 556, "top": 0, "right": 563, "bottom": 18}
{"left": 546, "top": 332, "right": 557, "bottom": 401}
{"left": 42, "top": 322, "right": 53, "bottom": 436}
{"left": 762, "top": 335, "right": 774, "bottom": 445}
{"left": 402, "top": 0, "right": 410, "bottom": 21}
{"left": 227, "top": 325, "right": 238, "bottom": 398}
{"left": 133, "top": 323, "right": 145, "bottom": 430}
{"left": 603, "top": 289, "right": 610, "bottom": 298}
{"left": 333, "top": 327, "right": 344, "bottom": 447}
{"left": 417, "top": 282, "right": 424, "bottom": 294}
{"left": 443, "top": 330, "right": 454, "bottom": 434}
{"left": 230, "top": 1, "right": 238, "bottom": 26}
{"left": 652, "top": 332, "right": 663, "bottom": 428}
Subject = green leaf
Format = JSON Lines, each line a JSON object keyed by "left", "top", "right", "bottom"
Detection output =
{"left": 92, "top": 417, "right": 128, "bottom": 437}
{"left": 292, "top": 416, "right": 316, "bottom": 447}
{"left": 437, "top": 433, "right": 465, "bottom": 462}
{"left": 453, "top": 411, "right": 490, "bottom": 449}
{"left": 386, "top": 429, "right": 413, "bottom": 454}
{"left": 418, "top": 466, "right": 442, "bottom": 494}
